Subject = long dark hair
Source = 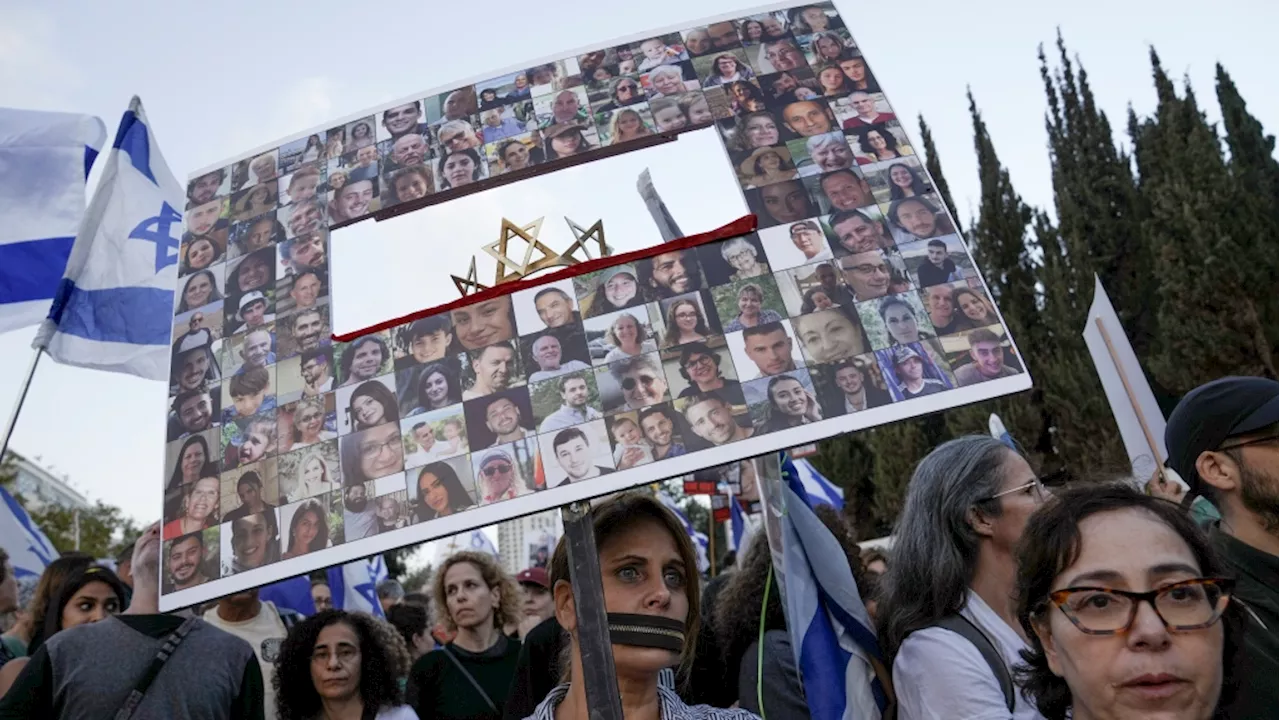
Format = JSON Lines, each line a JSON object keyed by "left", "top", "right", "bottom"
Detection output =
{"left": 886, "top": 163, "right": 928, "bottom": 200}
{"left": 877, "top": 436, "right": 1018, "bottom": 657}
{"left": 415, "top": 462, "right": 473, "bottom": 521}
{"left": 167, "top": 434, "right": 217, "bottom": 491}
{"left": 177, "top": 270, "right": 223, "bottom": 312}
{"left": 30, "top": 564, "right": 128, "bottom": 655}
{"left": 417, "top": 362, "right": 462, "bottom": 410}
{"left": 286, "top": 498, "right": 329, "bottom": 554}
{"left": 273, "top": 610, "right": 407, "bottom": 720}
{"left": 1013, "top": 483, "right": 1245, "bottom": 720}
{"left": 348, "top": 380, "right": 400, "bottom": 432}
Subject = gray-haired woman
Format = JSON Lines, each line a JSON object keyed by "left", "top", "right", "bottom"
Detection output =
{"left": 719, "top": 237, "right": 770, "bottom": 281}
{"left": 878, "top": 436, "right": 1051, "bottom": 720}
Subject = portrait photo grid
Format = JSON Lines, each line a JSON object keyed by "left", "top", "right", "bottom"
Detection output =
{"left": 168, "top": 1, "right": 1022, "bottom": 599}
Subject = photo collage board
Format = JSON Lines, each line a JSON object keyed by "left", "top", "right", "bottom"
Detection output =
{"left": 167, "top": 1, "right": 1030, "bottom": 606}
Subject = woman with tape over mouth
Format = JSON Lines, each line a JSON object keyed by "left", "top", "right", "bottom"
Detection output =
{"left": 521, "top": 492, "right": 759, "bottom": 720}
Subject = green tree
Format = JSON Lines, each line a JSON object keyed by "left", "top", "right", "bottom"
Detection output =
{"left": 942, "top": 91, "right": 1056, "bottom": 473}
{"left": 29, "top": 501, "right": 141, "bottom": 559}
{"left": 1215, "top": 64, "right": 1279, "bottom": 361}
{"left": 917, "top": 115, "right": 961, "bottom": 224}
{"left": 1129, "top": 51, "right": 1277, "bottom": 390}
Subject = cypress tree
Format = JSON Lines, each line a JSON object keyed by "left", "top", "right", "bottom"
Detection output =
{"left": 1129, "top": 51, "right": 1277, "bottom": 388}
{"left": 808, "top": 431, "right": 880, "bottom": 538}
{"left": 1215, "top": 65, "right": 1279, "bottom": 352}
{"left": 917, "top": 115, "right": 961, "bottom": 224}
{"left": 942, "top": 92, "right": 1055, "bottom": 472}
{"left": 1039, "top": 36, "right": 1155, "bottom": 354}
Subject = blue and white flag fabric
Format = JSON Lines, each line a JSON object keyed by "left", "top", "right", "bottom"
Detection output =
{"left": 0, "top": 486, "right": 57, "bottom": 581}
{"left": 259, "top": 574, "right": 317, "bottom": 617}
{"left": 656, "top": 491, "right": 710, "bottom": 574}
{"left": 790, "top": 456, "right": 844, "bottom": 510}
{"left": 989, "top": 414, "right": 1016, "bottom": 450}
{"left": 33, "top": 97, "right": 182, "bottom": 379}
{"left": 0, "top": 108, "right": 106, "bottom": 334}
{"left": 468, "top": 528, "right": 500, "bottom": 558}
{"left": 778, "top": 453, "right": 888, "bottom": 720}
{"left": 326, "top": 555, "right": 389, "bottom": 619}
{"left": 728, "top": 494, "right": 746, "bottom": 551}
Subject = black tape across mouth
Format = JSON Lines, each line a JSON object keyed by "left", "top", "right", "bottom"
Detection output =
{"left": 606, "top": 613, "right": 685, "bottom": 652}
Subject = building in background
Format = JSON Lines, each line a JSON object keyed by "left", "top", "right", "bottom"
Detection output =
{"left": 2, "top": 451, "right": 90, "bottom": 512}
{"left": 498, "top": 510, "right": 561, "bottom": 576}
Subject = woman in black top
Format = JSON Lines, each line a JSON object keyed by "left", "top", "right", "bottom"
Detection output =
{"left": 408, "top": 551, "right": 521, "bottom": 720}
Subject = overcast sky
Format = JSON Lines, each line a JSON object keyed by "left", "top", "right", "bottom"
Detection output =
{"left": 1, "top": 0, "right": 1275, "bottom": 530}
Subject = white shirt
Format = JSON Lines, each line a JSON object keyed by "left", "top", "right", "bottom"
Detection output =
{"left": 894, "top": 590, "right": 1045, "bottom": 720}
{"left": 203, "top": 602, "right": 289, "bottom": 720}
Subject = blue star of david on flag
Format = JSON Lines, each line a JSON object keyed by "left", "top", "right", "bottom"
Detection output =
{"left": 33, "top": 97, "right": 184, "bottom": 380}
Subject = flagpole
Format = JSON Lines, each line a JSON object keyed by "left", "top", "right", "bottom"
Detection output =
{"left": 0, "top": 348, "right": 43, "bottom": 461}
{"left": 1094, "top": 318, "right": 1166, "bottom": 482}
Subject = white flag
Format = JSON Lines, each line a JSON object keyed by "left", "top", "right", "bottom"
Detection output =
{"left": 33, "top": 97, "right": 182, "bottom": 379}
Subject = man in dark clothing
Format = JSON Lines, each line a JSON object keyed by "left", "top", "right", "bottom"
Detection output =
{"left": 1165, "top": 376, "right": 1277, "bottom": 720}
{"left": 0, "top": 523, "right": 264, "bottom": 720}
{"left": 913, "top": 239, "right": 960, "bottom": 287}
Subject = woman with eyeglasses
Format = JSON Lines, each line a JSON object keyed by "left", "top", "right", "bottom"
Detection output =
{"left": 408, "top": 551, "right": 521, "bottom": 720}
{"left": 1013, "top": 483, "right": 1245, "bottom": 720}
{"left": 660, "top": 298, "right": 714, "bottom": 349}
{"left": 275, "top": 609, "right": 417, "bottom": 720}
{"left": 718, "top": 237, "right": 770, "bottom": 281}
{"left": 676, "top": 342, "right": 740, "bottom": 399}
{"left": 878, "top": 435, "right": 1050, "bottom": 720}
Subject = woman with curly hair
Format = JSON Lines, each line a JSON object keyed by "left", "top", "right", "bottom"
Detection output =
{"left": 407, "top": 550, "right": 521, "bottom": 720}
{"left": 274, "top": 609, "right": 417, "bottom": 720}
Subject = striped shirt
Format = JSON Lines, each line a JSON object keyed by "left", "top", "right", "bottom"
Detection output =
{"left": 523, "top": 683, "right": 761, "bottom": 720}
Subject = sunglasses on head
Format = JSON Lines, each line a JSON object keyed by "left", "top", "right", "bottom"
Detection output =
{"left": 621, "top": 375, "right": 659, "bottom": 391}
{"left": 482, "top": 463, "right": 513, "bottom": 477}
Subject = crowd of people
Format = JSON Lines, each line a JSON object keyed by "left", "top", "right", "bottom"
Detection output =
{"left": 0, "top": 375, "right": 1271, "bottom": 719}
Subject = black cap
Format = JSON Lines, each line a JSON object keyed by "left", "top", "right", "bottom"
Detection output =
{"left": 1164, "top": 376, "right": 1278, "bottom": 497}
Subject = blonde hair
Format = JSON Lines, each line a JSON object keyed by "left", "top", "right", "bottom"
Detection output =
{"left": 431, "top": 550, "right": 519, "bottom": 632}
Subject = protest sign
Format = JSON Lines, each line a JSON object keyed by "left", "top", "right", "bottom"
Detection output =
{"left": 162, "top": 1, "right": 1031, "bottom": 609}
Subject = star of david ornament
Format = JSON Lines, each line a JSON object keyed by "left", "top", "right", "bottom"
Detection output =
{"left": 451, "top": 256, "right": 489, "bottom": 297}
{"left": 482, "top": 217, "right": 571, "bottom": 284}
{"left": 562, "top": 217, "right": 612, "bottom": 262}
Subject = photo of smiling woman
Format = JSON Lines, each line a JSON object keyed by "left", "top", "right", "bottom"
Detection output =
{"left": 660, "top": 296, "right": 717, "bottom": 349}
{"left": 449, "top": 295, "right": 516, "bottom": 352}
{"left": 408, "top": 551, "right": 521, "bottom": 720}
{"left": 280, "top": 497, "right": 330, "bottom": 561}
{"left": 543, "top": 123, "right": 597, "bottom": 160}
{"left": 604, "top": 107, "right": 654, "bottom": 145}
{"left": 222, "top": 510, "right": 281, "bottom": 575}
{"left": 436, "top": 147, "right": 487, "bottom": 191}
{"left": 952, "top": 286, "right": 1000, "bottom": 327}
{"left": 176, "top": 269, "right": 223, "bottom": 313}
{"left": 346, "top": 379, "right": 400, "bottom": 433}
{"left": 411, "top": 460, "right": 475, "bottom": 522}
{"left": 753, "top": 370, "right": 822, "bottom": 434}
{"left": 403, "top": 361, "right": 464, "bottom": 415}
{"left": 163, "top": 474, "right": 221, "bottom": 540}
{"left": 180, "top": 235, "right": 224, "bottom": 275}
{"left": 583, "top": 265, "right": 645, "bottom": 318}
{"left": 285, "top": 450, "right": 337, "bottom": 503}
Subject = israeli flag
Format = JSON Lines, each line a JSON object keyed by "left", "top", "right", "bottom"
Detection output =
{"left": 0, "top": 487, "right": 58, "bottom": 580}
{"left": 656, "top": 491, "right": 710, "bottom": 574}
{"left": 791, "top": 457, "right": 844, "bottom": 510}
{"left": 33, "top": 97, "right": 182, "bottom": 379}
{"left": 0, "top": 108, "right": 106, "bottom": 334}
{"left": 778, "top": 453, "right": 888, "bottom": 720}
{"left": 326, "top": 555, "right": 389, "bottom": 618}
{"left": 728, "top": 494, "right": 746, "bottom": 551}
{"left": 469, "top": 529, "right": 500, "bottom": 558}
